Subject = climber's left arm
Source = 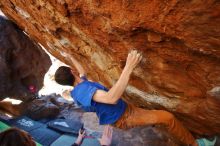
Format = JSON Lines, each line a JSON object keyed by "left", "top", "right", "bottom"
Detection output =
{"left": 70, "top": 56, "right": 86, "bottom": 76}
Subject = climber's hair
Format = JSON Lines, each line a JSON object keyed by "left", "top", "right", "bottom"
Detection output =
{"left": 0, "top": 128, "right": 36, "bottom": 146}
{"left": 55, "top": 66, "right": 75, "bottom": 86}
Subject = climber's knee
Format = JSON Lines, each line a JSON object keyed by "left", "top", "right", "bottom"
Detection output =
{"left": 159, "top": 110, "right": 175, "bottom": 124}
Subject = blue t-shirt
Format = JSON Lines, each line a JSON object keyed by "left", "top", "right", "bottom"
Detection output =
{"left": 71, "top": 76, "right": 127, "bottom": 125}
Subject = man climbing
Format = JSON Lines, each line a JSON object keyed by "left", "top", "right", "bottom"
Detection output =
{"left": 55, "top": 50, "right": 216, "bottom": 146}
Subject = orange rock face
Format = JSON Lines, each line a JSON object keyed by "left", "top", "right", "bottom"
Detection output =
{"left": 0, "top": 0, "right": 219, "bottom": 135}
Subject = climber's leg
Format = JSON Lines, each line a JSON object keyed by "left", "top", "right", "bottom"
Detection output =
{"left": 113, "top": 104, "right": 195, "bottom": 145}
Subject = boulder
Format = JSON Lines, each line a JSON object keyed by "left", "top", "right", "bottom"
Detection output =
{"left": 0, "top": 0, "right": 220, "bottom": 136}
{"left": 0, "top": 16, "right": 51, "bottom": 101}
{"left": 26, "top": 98, "right": 60, "bottom": 120}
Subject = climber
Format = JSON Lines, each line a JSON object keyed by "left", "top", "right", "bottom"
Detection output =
{"left": 54, "top": 50, "right": 216, "bottom": 146}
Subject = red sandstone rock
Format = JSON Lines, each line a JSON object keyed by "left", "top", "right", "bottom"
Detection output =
{"left": 0, "top": 0, "right": 220, "bottom": 136}
{"left": 147, "top": 31, "right": 162, "bottom": 42}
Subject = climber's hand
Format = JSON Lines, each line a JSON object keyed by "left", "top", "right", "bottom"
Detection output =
{"left": 99, "top": 125, "right": 113, "bottom": 146}
{"left": 124, "top": 50, "right": 142, "bottom": 72}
